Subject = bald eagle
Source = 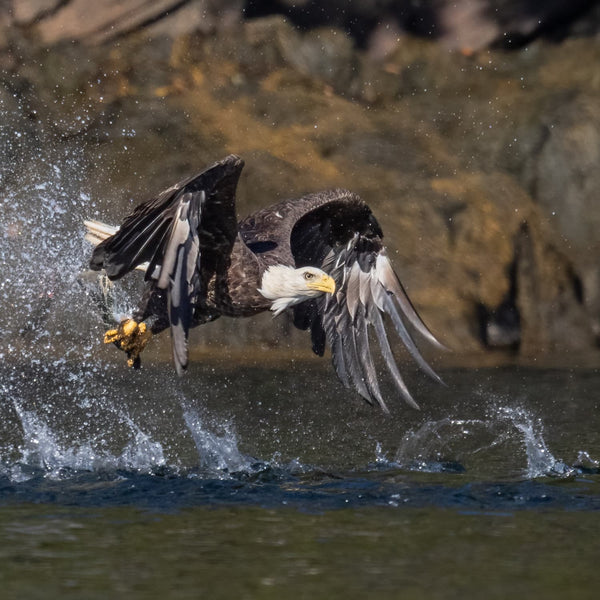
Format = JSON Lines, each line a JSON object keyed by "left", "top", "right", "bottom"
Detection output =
{"left": 86, "top": 155, "right": 442, "bottom": 411}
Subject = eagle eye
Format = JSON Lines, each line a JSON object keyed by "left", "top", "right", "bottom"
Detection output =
{"left": 303, "top": 272, "right": 314, "bottom": 280}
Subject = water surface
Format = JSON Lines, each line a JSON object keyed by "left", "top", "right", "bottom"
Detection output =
{"left": 1, "top": 360, "right": 599, "bottom": 599}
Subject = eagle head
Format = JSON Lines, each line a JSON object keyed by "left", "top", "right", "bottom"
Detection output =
{"left": 258, "top": 265, "right": 336, "bottom": 316}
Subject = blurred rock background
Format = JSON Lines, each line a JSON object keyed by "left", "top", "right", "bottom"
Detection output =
{"left": 1, "top": 0, "right": 599, "bottom": 365}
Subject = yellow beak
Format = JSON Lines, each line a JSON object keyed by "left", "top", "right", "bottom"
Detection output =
{"left": 307, "top": 273, "right": 336, "bottom": 295}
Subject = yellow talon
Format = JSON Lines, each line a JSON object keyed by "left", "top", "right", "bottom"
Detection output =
{"left": 104, "top": 328, "right": 121, "bottom": 344}
{"left": 103, "top": 318, "right": 152, "bottom": 368}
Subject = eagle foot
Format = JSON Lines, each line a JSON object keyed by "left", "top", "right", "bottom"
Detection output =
{"left": 104, "top": 318, "right": 152, "bottom": 369}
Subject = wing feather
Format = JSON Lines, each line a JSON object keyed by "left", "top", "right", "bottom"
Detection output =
{"left": 353, "top": 304, "right": 388, "bottom": 412}
{"left": 321, "top": 300, "right": 352, "bottom": 389}
{"left": 89, "top": 155, "right": 244, "bottom": 374}
{"left": 160, "top": 192, "right": 202, "bottom": 375}
{"left": 380, "top": 282, "right": 442, "bottom": 384}
{"left": 339, "top": 245, "right": 441, "bottom": 407}
{"left": 375, "top": 255, "right": 445, "bottom": 350}
{"left": 370, "top": 305, "right": 419, "bottom": 410}
{"left": 345, "top": 263, "right": 361, "bottom": 321}
{"left": 290, "top": 194, "right": 443, "bottom": 409}
{"left": 344, "top": 318, "right": 370, "bottom": 400}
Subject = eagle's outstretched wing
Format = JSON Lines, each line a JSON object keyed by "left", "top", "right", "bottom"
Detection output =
{"left": 290, "top": 190, "right": 443, "bottom": 411}
{"left": 316, "top": 238, "right": 442, "bottom": 412}
{"left": 89, "top": 154, "right": 244, "bottom": 373}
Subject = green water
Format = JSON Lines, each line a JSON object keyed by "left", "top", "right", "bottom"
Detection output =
{"left": 1, "top": 362, "right": 599, "bottom": 599}
{"left": 2, "top": 504, "right": 599, "bottom": 599}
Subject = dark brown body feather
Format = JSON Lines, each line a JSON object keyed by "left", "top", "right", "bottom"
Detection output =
{"left": 90, "top": 155, "right": 442, "bottom": 409}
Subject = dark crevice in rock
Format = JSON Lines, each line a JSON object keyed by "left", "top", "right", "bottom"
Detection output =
{"left": 477, "top": 253, "right": 521, "bottom": 352}
{"left": 244, "top": 0, "right": 600, "bottom": 52}
{"left": 568, "top": 268, "right": 585, "bottom": 306}
{"left": 488, "top": 0, "right": 598, "bottom": 48}
{"left": 243, "top": 0, "right": 439, "bottom": 48}
{"left": 437, "top": 201, "right": 468, "bottom": 247}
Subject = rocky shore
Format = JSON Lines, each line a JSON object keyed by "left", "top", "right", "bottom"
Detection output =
{"left": 1, "top": 1, "right": 599, "bottom": 364}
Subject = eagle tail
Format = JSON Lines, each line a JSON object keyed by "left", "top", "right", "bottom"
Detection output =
{"left": 84, "top": 220, "right": 149, "bottom": 274}
{"left": 84, "top": 219, "right": 118, "bottom": 246}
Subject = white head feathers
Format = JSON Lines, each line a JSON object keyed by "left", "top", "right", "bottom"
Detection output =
{"left": 258, "top": 265, "right": 336, "bottom": 316}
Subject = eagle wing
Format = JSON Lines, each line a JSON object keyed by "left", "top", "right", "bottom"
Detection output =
{"left": 90, "top": 154, "right": 244, "bottom": 373}
{"left": 289, "top": 190, "right": 443, "bottom": 411}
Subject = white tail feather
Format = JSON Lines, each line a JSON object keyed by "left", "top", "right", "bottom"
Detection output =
{"left": 84, "top": 219, "right": 149, "bottom": 273}
{"left": 83, "top": 219, "right": 119, "bottom": 245}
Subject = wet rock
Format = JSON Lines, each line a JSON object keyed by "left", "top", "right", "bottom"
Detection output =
{"left": 386, "top": 172, "right": 592, "bottom": 354}
{"left": 12, "top": 1, "right": 63, "bottom": 26}
{"left": 1, "top": 11, "right": 599, "bottom": 362}
{"left": 282, "top": 27, "right": 356, "bottom": 93}
{"left": 533, "top": 94, "right": 600, "bottom": 331}
{"left": 436, "top": 0, "right": 600, "bottom": 51}
{"left": 7, "top": 0, "right": 243, "bottom": 45}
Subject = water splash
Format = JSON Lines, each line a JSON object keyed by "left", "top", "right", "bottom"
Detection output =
{"left": 117, "top": 413, "right": 167, "bottom": 472}
{"left": 182, "top": 408, "right": 255, "bottom": 477}
{"left": 393, "top": 404, "right": 577, "bottom": 479}
{"left": 7, "top": 399, "right": 167, "bottom": 481}
{"left": 574, "top": 451, "right": 600, "bottom": 474}
{"left": 498, "top": 406, "right": 575, "bottom": 478}
{"left": 393, "top": 418, "right": 476, "bottom": 474}
{"left": 0, "top": 128, "right": 184, "bottom": 482}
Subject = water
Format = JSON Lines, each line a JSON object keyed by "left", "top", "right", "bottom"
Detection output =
{"left": 3, "top": 361, "right": 598, "bottom": 507}
{"left": 1, "top": 340, "right": 599, "bottom": 599}
{"left": 1, "top": 362, "right": 599, "bottom": 599}
{"left": 1, "top": 116, "right": 599, "bottom": 598}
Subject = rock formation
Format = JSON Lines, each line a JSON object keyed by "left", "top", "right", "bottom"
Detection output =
{"left": 1, "top": 1, "right": 599, "bottom": 363}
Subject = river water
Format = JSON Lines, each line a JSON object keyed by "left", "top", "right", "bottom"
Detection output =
{"left": 0, "top": 360, "right": 599, "bottom": 599}
{"left": 1, "top": 137, "right": 599, "bottom": 599}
